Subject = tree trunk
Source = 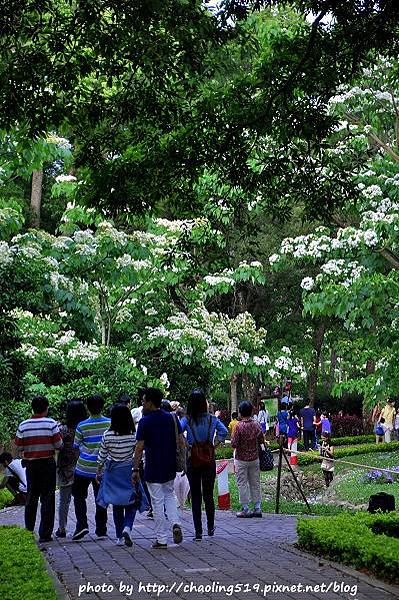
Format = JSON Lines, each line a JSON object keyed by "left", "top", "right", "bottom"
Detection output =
{"left": 327, "top": 349, "right": 338, "bottom": 391}
{"left": 307, "top": 321, "right": 326, "bottom": 406}
{"left": 230, "top": 374, "right": 238, "bottom": 414}
{"left": 30, "top": 170, "right": 43, "bottom": 228}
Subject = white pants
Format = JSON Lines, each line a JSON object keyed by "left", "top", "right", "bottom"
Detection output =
{"left": 146, "top": 480, "right": 181, "bottom": 544}
{"left": 384, "top": 426, "right": 393, "bottom": 443}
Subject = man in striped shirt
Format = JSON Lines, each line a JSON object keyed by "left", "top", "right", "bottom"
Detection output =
{"left": 15, "top": 395, "right": 63, "bottom": 542}
{"left": 72, "top": 394, "right": 110, "bottom": 541}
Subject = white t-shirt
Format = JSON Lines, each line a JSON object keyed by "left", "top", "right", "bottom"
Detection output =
{"left": 6, "top": 459, "right": 27, "bottom": 492}
{"left": 257, "top": 409, "right": 269, "bottom": 428}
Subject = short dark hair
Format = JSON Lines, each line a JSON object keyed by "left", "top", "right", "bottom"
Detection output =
{"left": 110, "top": 404, "right": 135, "bottom": 435}
{"left": 118, "top": 393, "right": 131, "bottom": 406}
{"left": 0, "top": 452, "right": 12, "bottom": 465}
{"left": 231, "top": 412, "right": 238, "bottom": 420}
{"left": 380, "top": 417, "right": 385, "bottom": 423}
{"left": 143, "top": 387, "right": 163, "bottom": 408}
{"left": 239, "top": 401, "right": 253, "bottom": 418}
{"left": 161, "top": 400, "right": 172, "bottom": 412}
{"left": 66, "top": 399, "right": 87, "bottom": 429}
{"left": 87, "top": 394, "right": 104, "bottom": 415}
{"left": 32, "top": 395, "right": 48, "bottom": 414}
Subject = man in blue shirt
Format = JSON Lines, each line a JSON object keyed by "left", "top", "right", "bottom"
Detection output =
{"left": 300, "top": 402, "right": 316, "bottom": 451}
{"left": 132, "top": 388, "right": 184, "bottom": 548}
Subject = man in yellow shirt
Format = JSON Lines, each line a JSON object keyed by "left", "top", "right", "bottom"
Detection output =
{"left": 380, "top": 400, "right": 396, "bottom": 442}
{"left": 228, "top": 412, "right": 239, "bottom": 437}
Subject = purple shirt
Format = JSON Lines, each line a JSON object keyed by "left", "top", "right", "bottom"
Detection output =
{"left": 287, "top": 417, "right": 299, "bottom": 439}
{"left": 321, "top": 418, "right": 331, "bottom": 434}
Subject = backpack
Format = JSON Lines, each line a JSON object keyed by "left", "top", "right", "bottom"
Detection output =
{"left": 368, "top": 492, "right": 395, "bottom": 513}
{"left": 189, "top": 416, "right": 215, "bottom": 468}
{"left": 375, "top": 424, "right": 384, "bottom": 436}
{"left": 259, "top": 444, "right": 274, "bottom": 471}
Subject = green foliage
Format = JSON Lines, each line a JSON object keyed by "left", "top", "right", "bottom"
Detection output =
{"left": 297, "top": 512, "right": 399, "bottom": 583}
{"left": 0, "top": 489, "right": 13, "bottom": 510}
{"left": 297, "top": 442, "right": 399, "bottom": 466}
{"left": 0, "top": 526, "right": 57, "bottom": 600}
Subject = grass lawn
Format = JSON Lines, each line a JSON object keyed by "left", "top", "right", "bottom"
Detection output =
{"left": 215, "top": 448, "right": 399, "bottom": 514}
{"left": 333, "top": 450, "right": 399, "bottom": 505}
{"left": 0, "top": 526, "right": 57, "bottom": 600}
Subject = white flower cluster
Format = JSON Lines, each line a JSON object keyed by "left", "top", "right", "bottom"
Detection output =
{"left": 0, "top": 241, "right": 13, "bottom": 266}
{"left": 55, "top": 174, "right": 77, "bottom": 183}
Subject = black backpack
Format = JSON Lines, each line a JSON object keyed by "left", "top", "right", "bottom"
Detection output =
{"left": 259, "top": 444, "right": 274, "bottom": 471}
{"left": 368, "top": 492, "right": 395, "bottom": 513}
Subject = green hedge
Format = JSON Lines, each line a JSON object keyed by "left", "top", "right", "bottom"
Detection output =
{"left": 0, "top": 489, "right": 13, "bottom": 510}
{"left": 0, "top": 526, "right": 57, "bottom": 600}
{"left": 215, "top": 435, "right": 383, "bottom": 460}
{"left": 297, "top": 441, "right": 399, "bottom": 466}
{"left": 297, "top": 512, "right": 399, "bottom": 583}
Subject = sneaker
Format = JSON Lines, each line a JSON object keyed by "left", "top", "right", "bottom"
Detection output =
{"left": 39, "top": 536, "right": 53, "bottom": 543}
{"left": 236, "top": 510, "right": 252, "bottom": 518}
{"left": 95, "top": 531, "right": 107, "bottom": 540}
{"left": 72, "top": 527, "right": 89, "bottom": 541}
{"left": 193, "top": 533, "right": 202, "bottom": 541}
{"left": 115, "top": 538, "right": 124, "bottom": 546}
{"left": 122, "top": 527, "right": 133, "bottom": 547}
{"left": 207, "top": 527, "right": 215, "bottom": 536}
{"left": 172, "top": 524, "right": 183, "bottom": 544}
{"left": 55, "top": 529, "right": 66, "bottom": 538}
{"left": 147, "top": 510, "right": 154, "bottom": 519}
{"left": 152, "top": 540, "right": 167, "bottom": 549}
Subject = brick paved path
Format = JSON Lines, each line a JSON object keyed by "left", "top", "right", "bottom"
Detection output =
{"left": 1, "top": 494, "right": 398, "bottom": 600}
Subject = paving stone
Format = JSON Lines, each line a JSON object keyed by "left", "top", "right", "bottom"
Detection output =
{"left": 1, "top": 492, "right": 399, "bottom": 600}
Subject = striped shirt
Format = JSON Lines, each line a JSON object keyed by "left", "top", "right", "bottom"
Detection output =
{"left": 97, "top": 431, "right": 136, "bottom": 468}
{"left": 15, "top": 416, "right": 63, "bottom": 460}
{"left": 74, "top": 416, "right": 111, "bottom": 478}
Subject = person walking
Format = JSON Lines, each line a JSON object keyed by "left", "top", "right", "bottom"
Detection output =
{"left": 380, "top": 399, "right": 396, "bottom": 442}
{"left": 97, "top": 404, "right": 146, "bottom": 547}
{"left": 180, "top": 388, "right": 228, "bottom": 540}
{"left": 313, "top": 411, "right": 322, "bottom": 448}
{"left": 395, "top": 408, "right": 399, "bottom": 441}
{"left": 132, "top": 388, "right": 184, "bottom": 548}
{"left": 256, "top": 403, "right": 269, "bottom": 434}
{"left": 375, "top": 417, "right": 385, "bottom": 444}
{"left": 300, "top": 402, "right": 316, "bottom": 451}
{"left": 319, "top": 432, "right": 334, "bottom": 487}
{"left": 228, "top": 412, "right": 239, "bottom": 437}
{"left": 56, "top": 399, "right": 87, "bottom": 538}
{"left": 231, "top": 401, "right": 264, "bottom": 518}
{"left": 71, "top": 394, "right": 110, "bottom": 541}
{"left": 15, "top": 395, "right": 63, "bottom": 542}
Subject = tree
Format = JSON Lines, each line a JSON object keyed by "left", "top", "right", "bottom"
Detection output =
{"left": 271, "top": 55, "right": 399, "bottom": 408}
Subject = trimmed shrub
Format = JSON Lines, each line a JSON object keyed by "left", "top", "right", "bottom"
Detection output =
{"left": 297, "top": 442, "right": 399, "bottom": 466}
{"left": 331, "top": 414, "right": 364, "bottom": 437}
{"left": 0, "top": 489, "right": 13, "bottom": 510}
{"left": 297, "top": 512, "right": 399, "bottom": 583}
{"left": 0, "top": 526, "right": 57, "bottom": 599}
{"left": 215, "top": 435, "right": 379, "bottom": 460}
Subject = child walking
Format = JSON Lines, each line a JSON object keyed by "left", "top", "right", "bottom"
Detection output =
{"left": 375, "top": 417, "right": 385, "bottom": 444}
{"left": 319, "top": 432, "right": 334, "bottom": 487}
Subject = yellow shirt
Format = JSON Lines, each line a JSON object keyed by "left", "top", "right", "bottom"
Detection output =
{"left": 380, "top": 404, "right": 396, "bottom": 427}
{"left": 228, "top": 419, "right": 238, "bottom": 437}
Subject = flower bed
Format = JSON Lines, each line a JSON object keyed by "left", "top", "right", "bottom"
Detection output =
{"left": 297, "top": 512, "right": 399, "bottom": 583}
